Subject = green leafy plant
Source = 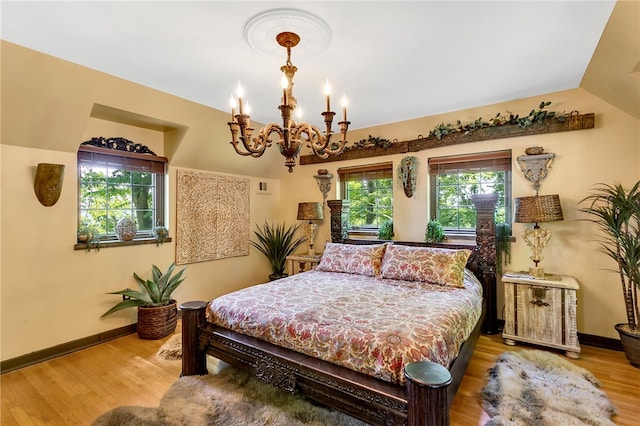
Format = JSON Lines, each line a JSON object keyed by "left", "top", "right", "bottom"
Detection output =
{"left": 495, "top": 222, "right": 512, "bottom": 275}
{"left": 428, "top": 102, "right": 567, "bottom": 140}
{"left": 101, "top": 263, "right": 187, "bottom": 317}
{"left": 378, "top": 220, "right": 394, "bottom": 240}
{"left": 579, "top": 181, "right": 640, "bottom": 331}
{"left": 425, "top": 220, "right": 447, "bottom": 243}
{"left": 352, "top": 135, "right": 393, "bottom": 149}
{"left": 250, "top": 222, "right": 307, "bottom": 278}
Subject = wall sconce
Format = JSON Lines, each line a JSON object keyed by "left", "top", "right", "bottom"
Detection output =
{"left": 297, "top": 202, "right": 324, "bottom": 255}
{"left": 516, "top": 146, "right": 556, "bottom": 192}
{"left": 314, "top": 169, "right": 333, "bottom": 204}
{"left": 34, "top": 163, "right": 65, "bottom": 206}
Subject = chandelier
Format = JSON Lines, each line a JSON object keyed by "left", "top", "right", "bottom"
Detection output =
{"left": 228, "top": 32, "right": 350, "bottom": 172}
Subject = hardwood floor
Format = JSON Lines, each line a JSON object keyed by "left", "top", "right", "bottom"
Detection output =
{"left": 2, "top": 326, "right": 638, "bottom": 425}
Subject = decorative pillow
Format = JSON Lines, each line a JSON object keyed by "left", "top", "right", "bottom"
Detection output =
{"left": 380, "top": 244, "right": 471, "bottom": 287}
{"left": 316, "top": 242, "right": 387, "bottom": 277}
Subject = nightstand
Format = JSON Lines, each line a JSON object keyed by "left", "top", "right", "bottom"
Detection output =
{"left": 502, "top": 271, "right": 580, "bottom": 359}
{"left": 286, "top": 254, "right": 322, "bottom": 275}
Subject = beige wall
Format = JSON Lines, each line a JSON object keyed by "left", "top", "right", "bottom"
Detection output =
{"left": 1, "top": 41, "right": 282, "bottom": 361}
{"left": 2, "top": 39, "right": 639, "bottom": 362}
{"left": 281, "top": 90, "right": 640, "bottom": 340}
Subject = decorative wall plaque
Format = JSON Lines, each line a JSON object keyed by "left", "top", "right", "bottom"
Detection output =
{"left": 176, "top": 170, "right": 250, "bottom": 265}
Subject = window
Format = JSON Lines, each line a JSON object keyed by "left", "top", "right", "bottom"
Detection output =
{"left": 429, "top": 150, "right": 511, "bottom": 233}
{"left": 78, "top": 142, "right": 167, "bottom": 242}
{"left": 339, "top": 162, "right": 393, "bottom": 231}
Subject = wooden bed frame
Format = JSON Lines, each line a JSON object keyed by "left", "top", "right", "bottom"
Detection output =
{"left": 181, "top": 197, "right": 498, "bottom": 426}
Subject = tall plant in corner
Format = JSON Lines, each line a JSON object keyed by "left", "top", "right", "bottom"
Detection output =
{"left": 250, "top": 222, "right": 307, "bottom": 280}
{"left": 579, "top": 181, "right": 640, "bottom": 367}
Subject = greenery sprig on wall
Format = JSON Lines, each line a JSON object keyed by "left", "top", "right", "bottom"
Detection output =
{"left": 352, "top": 135, "right": 393, "bottom": 149}
{"left": 429, "top": 101, "right": 567, "bottom": 140}
{"left": 348, "top": 103, "right": 567, "bottom": 150}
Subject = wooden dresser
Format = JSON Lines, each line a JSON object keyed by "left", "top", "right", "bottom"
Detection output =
{"left": 502, "top": 271, "right": 580, "bottom": 359}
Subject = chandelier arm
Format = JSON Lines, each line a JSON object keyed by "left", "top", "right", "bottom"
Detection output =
{"left": 320, "top": 123, "right": 350, "bottom": 156}
{"left": 296, "top": 121, "right": 349, "bottom": 158}
{"left": 229, "top": 121, "right": 285, "bottom": 158}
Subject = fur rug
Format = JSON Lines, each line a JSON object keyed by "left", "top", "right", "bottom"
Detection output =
{"left": 156, "top": 334, "right": 182, "bottom": 361}
{"left": 92, "top": 358, "right": 367, "bottom": 426}
{"left": 478, "top": 350, "right": 617, "bottom": 425}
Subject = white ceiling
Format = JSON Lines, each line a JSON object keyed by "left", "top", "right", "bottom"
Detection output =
{"left": 1, "top": 1, "right": 617, "bottom": 130}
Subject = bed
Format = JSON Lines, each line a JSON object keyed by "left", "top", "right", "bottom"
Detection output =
{"left": 181, "top": 199, "right": 498, "bottom": 426}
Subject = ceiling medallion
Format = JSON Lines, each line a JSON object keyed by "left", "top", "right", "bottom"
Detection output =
{"left": 243, "top": 8, "right": 331, "bottom": 58}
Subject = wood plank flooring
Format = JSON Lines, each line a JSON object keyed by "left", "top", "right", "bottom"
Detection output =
{"left": 2, "top": 326, "right": 638, "bottom": 425}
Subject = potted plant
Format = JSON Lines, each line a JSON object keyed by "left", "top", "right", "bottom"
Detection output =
{"left": 101, "top": 262, "right": 187, "bottom": 340}
{"left": 378, "top": 220, "right": 394, "bottom": 240}
{"left": 250, "top": 221, "right": 306, "bottom": 280}
{"left": 425, "top": 219, "right": 447, "bottom": 243}
{"left": 579, "top": 181, "right": 640, "bottom": 367}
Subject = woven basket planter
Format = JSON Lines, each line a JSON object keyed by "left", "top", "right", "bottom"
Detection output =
{"left": 137, "top": 300, "right": 177, "bottom": 340}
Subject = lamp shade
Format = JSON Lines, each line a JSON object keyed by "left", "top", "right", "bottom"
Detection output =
{"left": 514, "top": 194, "right": 564, "bottom": 223}
{"left": 297, "top": 202, "right": 324, "bottom": 221}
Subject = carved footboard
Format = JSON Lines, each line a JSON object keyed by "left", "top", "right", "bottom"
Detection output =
{"left": 181, "top": 301, "right": 463, "bottom": 426}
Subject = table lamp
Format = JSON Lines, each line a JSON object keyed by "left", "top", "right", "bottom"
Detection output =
{"left": 514, "top": 194, "right": 564, "bottom": 278}
{"left": 297, "top": 202, "right": 324, "bottom": 255}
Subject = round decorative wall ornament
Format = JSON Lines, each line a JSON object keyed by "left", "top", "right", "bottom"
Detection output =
{"left": 116, "top": 218, "right": 137, "bottom": 241}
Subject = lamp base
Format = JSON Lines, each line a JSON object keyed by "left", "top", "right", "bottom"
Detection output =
{"left": 529, "top": 266, "right": 545, "bottom": 278}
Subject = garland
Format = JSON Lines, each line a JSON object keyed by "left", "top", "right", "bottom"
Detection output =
{"left": 428, "top": 101, "right": 567, "bottom": 140}
{"left": 346, "top": 102, "right": 567, "bottom": 152}
{"left": 352, "top": 135, "right": 394, "bottom": 149}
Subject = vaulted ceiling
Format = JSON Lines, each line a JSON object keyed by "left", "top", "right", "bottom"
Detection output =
{"left": 2, "top": 0, "right": 638, "bottom": 130}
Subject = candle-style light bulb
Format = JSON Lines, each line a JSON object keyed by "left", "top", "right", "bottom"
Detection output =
{"left": 281, "top": 74, "right": 288, "bottom": 106}
{"left": 295, "top": 105, "right": 303, "bottom": 120}
{"left": 229, "top": 94, "right": 237, "bottom": 121}
{"left": 341, "top": 94, "right": 348, "bottom": 122}
{"left": 324, "top": 79, "right": 331, "bottom": 112}
{"left": 244, "top": 101, "right": 251, "bottom": 127}
{"left": 236, "top": 82, "right": 245, "bottom": 115}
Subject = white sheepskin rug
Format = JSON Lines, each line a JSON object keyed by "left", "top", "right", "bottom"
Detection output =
{"left": 477, "top": 350, "right": 617, "bottom": 425}
{"left": 92, "top": 359, "right": 367, "bottom": 426}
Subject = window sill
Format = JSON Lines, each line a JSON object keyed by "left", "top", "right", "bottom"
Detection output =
{"left": 74, "top": 237, "right": 172, "bottom": 251}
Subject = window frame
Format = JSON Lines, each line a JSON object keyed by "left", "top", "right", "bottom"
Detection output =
{"left": 338, "top": 162, "right": 394, "bottom": 233}
{"left": 77, "top": 144, "right": 168, "bottom": 246}
{"left": 428, "top": 150, "right": 512, "bottom": 237}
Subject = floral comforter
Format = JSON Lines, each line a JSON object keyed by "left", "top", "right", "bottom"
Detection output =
{"left": 207, "top": 269, "right": 483, "bottom": 385}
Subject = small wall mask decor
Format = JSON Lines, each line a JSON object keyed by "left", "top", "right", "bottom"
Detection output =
{"left": 398, "top": 156, "right": 418, "bottom": 198}
{"left": 34, "top": 163, "right": 65, "bottom": 206}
